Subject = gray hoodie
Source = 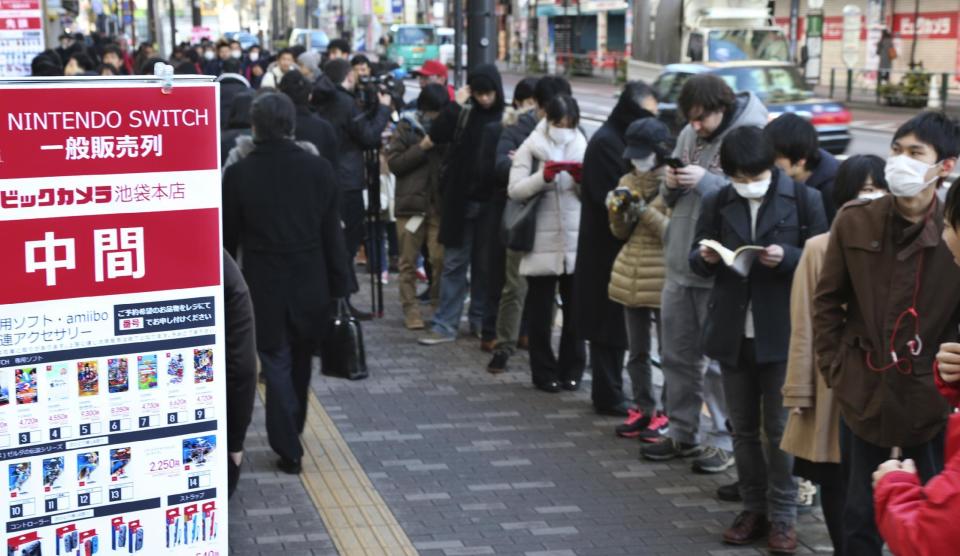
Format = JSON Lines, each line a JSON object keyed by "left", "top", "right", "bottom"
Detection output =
{"left": 660, "top": 91, "right": 768, "bottom": 288}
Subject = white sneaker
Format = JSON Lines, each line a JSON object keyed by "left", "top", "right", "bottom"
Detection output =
{"left": 418, "top": 331, "right": 455, "bottom": 346}
{"left": 691, "top": 446, "right": 735, "bottom": 474}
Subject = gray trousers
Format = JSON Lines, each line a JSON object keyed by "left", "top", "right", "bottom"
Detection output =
{"left": 624, "top": 307, "right": 663, "bottom": 414}
{"left": 494, "top": 248, "right": 528, "bottom": 353}
{"left": 722, "top": 340, "right": 797, "bottom": 524}
{"left": 659, "top": 280, "right": 731, "bottom": 451}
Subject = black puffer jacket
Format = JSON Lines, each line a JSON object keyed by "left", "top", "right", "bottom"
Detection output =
{"left": 311, "top": 75, "right": 391, "bottom": 192}
{"left": 293, "top": 104, "right": 339, "bottom": 174}
{"left": 494, "top": 107, "right": 539, "bottom": 196}
{"left": 429, "top": 63, "right": 505, "bottom": 247}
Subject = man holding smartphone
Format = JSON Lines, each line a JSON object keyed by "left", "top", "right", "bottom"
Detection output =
{"left": 644, "top": 74, "right": 767, "bottom": 477}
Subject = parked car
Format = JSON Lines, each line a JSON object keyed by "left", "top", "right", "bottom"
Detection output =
{"left": 223, "top": 31, "right": 259, "bottom": 50}
{"left": 288, "top": 28, "right": 330, "bottom": 52}
{"left": 653, "top": 61, "right": 851, "bottom": 154}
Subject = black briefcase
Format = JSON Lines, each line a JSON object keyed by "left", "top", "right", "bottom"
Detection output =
{"left": 319, "top": 299, "right": 368, "bottom": 380}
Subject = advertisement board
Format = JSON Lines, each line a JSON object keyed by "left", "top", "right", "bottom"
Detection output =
{"left": 0, "top": 0, "right": 43, "bottom": 77}
{"left": 0, "top": 77, "right": 226, "bottom": 556}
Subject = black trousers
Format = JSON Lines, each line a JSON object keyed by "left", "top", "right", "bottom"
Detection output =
{"left": 482, "top": 200, "right": 508, "bottom": 343}
{"left": 259, "top": 340, "right": 315, "bottom": 463}
{"left": 590, "top": 342, "right": 625, "bottom": 410}
{"left": 340, "top": 189, "right": 366, "bottom": 294}
{"left": 525, "top": 274, "right": 585, "bottom": 386}
{"left": 839, "top": 418, "right": 944, "bottom": 556}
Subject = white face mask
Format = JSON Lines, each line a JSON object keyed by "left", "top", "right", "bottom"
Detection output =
{"left": 549, "top": 126, "right": 576, "bottom": 145}
{"left": 885, "top": 154, "right": 940, "bottom": 198}
{"left": 248, "top": 52, "right": 259, "bottom": 62}
{"left": 631, "top": 155, "right": 656, "bottom": 172}
{"left": 732, "top": 177, "right": 771, "bottom": 199}
{"left": 858, "top": 191, "right": 887, "bottom": 201}
{"left": 230, "top": 50, "right": 242, "bottom": 59}
{"left": 203, "top": 50, "right": 215, "bottom": 61}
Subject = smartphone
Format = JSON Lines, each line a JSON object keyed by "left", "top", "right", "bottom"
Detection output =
{"left": 662, "top": 157, "right": 686, "bottom": 169}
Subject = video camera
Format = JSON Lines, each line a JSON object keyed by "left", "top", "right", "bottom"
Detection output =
{"left": 357, "top": 70, "right": 405, "bottom": 113}
{"left": 608, "top": 188, "right": 642, "bottom": 215}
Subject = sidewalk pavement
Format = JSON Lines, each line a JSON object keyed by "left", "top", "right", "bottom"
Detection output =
{"left": 231, "top": 270, "right": 834, "bottom": 555}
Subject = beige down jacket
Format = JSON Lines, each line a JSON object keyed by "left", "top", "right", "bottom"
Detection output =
{"left": 607, "top": 171, "right": 669, "bottom": 308}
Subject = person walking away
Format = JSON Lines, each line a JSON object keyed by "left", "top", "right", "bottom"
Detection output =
{"left": 418, "top": 63, "right": 506, "bottom": 345}
{"left": 217, "top": 58, "right": 252, "bottom": 131}
{"left": 477, "top": 77, "right": 539, "bottom": 353}
{"left": 693, "top": 126, "right": 828, "bottom": 553}
{"left": 222, "top": 92, "right": 351, "bottom": 474}
{"left": 508, "top": 94, "right": 586, "bottom": 392}
{"left": 487, "top": 76, "right": 571, "bottom": 374}
{"left": 814, "top": 111, "right": 960, "bottom": 556}
{"left": 872, "top": 183, "right": 960, "bottom": 555}
{"left": 606, "top": 118, "right": 672, "bottom": 441}
{"left": 574, "top": 81, "right": 659, "bottom": 416}
{"left": 780, "top": 154, "right": 889, "bottom": 555}
{"left": 279, "top": 69, "right": 340, "bottom": 172}
{"left": 765, "top": 113, "right": 841, "bottom": 223}
{"left": 877, "top": 29, "right": 895, "bottom": 84}
{"left": 221, "top": 93, "right": 254, "bottom": 166}
{"left": 642, "top": 74, "right": 760, "bottom": 472}
{"left": 311, "top": 58, "right": 393, "bottom": 319}
{"left": 387, "top": 84, "right": 450, "bottom": 329}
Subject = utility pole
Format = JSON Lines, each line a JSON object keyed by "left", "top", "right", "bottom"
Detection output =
{"left": 146, "top": 0, "right": 156, "bottom": 42}
{"left": 168, "top": 0, "right": 176, "bottom": 45}
{"left": 454, "top": 0, "right": 463, "bottom": 86}
{"left": 467, "top": 0, "right": 495, "bottom": 69}
{"left": 190, "top": 0, "right": 200, "bottom": 28}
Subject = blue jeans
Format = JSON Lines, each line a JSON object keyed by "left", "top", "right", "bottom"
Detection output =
{"left": 431, "top": 202, "right": 489, "bottom": 337}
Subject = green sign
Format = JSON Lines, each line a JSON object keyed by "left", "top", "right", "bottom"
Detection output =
{"left": 807, "top": 12, "right": 823, "bottom": 38}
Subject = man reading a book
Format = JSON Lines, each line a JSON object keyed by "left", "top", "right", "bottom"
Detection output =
{"left": 691, "top": 126, "right": 827, "bottom": 552}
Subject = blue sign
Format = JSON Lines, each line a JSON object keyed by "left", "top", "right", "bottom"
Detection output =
{"left": 392, "top": 0, "right": 402, "bottom": 16}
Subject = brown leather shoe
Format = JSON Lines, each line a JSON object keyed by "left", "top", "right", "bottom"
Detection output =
{"left": 480, "top": 339, "right": 496, "bottom": 353}
{"left": 767, "top": 521, "right": 797, "bottom": 554}
{"left": 722, "top": 511, "right": 769, "bottom": 545}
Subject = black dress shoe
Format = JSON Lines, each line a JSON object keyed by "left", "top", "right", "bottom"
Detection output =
{"left": 276, "top": 457, "right": 302, "bottom": 474}
{"left": 595, "top": 403, "right": 631, "bottom": 417}
{"left": 348, "top": 303, "right": 373, "bottom": 321}
{"left": 561, "top": 379, "right": 580, "bottom": 391}
{"left": 533, "top": 380, "right": 562, "bottom": 393}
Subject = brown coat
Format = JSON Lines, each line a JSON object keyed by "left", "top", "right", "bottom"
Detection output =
{"left": 781, "top": 233, "right": 841, "bottom": 463}
{"left": 607, "top": 171, "right": 669, "bottom": 308}
{"left": 813, "top": 195, "right": 960, "bottom": 448}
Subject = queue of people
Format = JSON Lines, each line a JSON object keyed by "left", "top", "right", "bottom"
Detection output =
{"left": 31, "top": 33, "right": 960, "bottom": 555}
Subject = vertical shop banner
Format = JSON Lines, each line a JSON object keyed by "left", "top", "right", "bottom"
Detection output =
{"left": 0, "top": 79, "right": 226, "bottom": 556}
{"left": 0, "top": 0, "right": 43, "bottom": 77}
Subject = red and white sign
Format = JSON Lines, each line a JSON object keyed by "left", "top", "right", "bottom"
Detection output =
{"left": 0, "top": 0, "right": 41, "bottom": 77}
{"left": 0, "top": 80, "right": 227, "bottom": 555}
{"left": 892, "top": 11, "right": 958, "bottom": 40}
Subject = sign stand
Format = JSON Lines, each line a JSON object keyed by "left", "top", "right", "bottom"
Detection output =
{"left": 0, "top": 75, "right": 227, "bottom": 556}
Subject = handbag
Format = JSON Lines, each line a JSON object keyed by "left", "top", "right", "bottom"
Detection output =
{"left": 500, "top": 158, "right": 544, "bottom": 253}
{"left": 319, "top": 299, "right": 368, "bottom": 380}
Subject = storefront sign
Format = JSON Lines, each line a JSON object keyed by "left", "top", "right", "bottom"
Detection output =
{"left": 0, "top": 0, "right": 42, "bottom": 77}
{"left": 892, "top": 12, "right": 958, "bottom": 40}
{"left": 0, "top": 79, "right": 226, "bottom": 556}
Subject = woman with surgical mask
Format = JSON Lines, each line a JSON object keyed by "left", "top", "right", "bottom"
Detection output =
{"left": 508, "top": 94, "right": 588, "bottom": 393}
{"left": 780, "top": 154, "right": 888, "bottom": 556}
{"left": 604, "top": 118, "right": 673, "bottom": 441}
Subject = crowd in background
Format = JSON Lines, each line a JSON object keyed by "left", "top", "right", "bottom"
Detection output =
{"left": 28, "top": 32, "right": 960, "bottom": 556}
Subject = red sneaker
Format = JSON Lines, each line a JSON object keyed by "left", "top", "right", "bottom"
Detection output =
{"left": 614, "top": 409, "right": 650, "bottom": 438}
{"left": 637, "top": 411, "right": 669, "bottom": 443}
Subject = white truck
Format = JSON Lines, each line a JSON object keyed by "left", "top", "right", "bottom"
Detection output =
{"left": 628, "top": 0, "right": 790, "bottom": 82}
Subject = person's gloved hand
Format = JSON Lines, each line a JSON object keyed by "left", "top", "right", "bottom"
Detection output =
{"left": 543, "top": 161, "right": 560, "bottom": 183}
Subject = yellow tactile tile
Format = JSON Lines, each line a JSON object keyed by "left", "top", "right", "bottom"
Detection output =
{"left": 254, "top": 385, "right": 419, "bottom": 555}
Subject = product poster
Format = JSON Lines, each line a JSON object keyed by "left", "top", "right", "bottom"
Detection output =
{"left": 0, "top": 78, "right": 226, "bottom": 556}
{"left": 0, "top": 0, "right": 43, "bottom": 77}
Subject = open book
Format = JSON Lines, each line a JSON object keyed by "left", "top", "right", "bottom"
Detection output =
{"left": 698, "top": 239, "right": 765, "bottom": 277}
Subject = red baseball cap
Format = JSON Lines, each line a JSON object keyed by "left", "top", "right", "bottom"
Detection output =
{"left": 414, "top": 59, "right": 448, "bottom": 79}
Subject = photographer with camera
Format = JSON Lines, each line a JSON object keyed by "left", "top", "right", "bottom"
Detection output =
{"left": 311, "top": 58, "right": 393, "bottom": 319}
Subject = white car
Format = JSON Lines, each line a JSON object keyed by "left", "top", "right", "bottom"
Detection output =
{"left": 437, "top": 27, "right": 467, "bottom": 67}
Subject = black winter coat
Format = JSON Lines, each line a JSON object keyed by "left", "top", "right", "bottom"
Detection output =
{"left": 387, "top": 114, "right": 446, "bottom": 217}
{"left": 494, "top": 109, "right": 538, "bottom": 199}
{"left": 223, "top": 249, "right": 256, "bottom": 454}
{"left": 293, "top": 105, "right": 339, "bottom": 174}
{"left": 429, "top": 63, "right": 505, "bottom": 247}
{"left": 218, "top": 75, "right": 252, "bottom": 129}
{"left": 477, "top": 121, "right": 503, "bottom": 202}
{"left": 573, "top": 106, "right": 649, "bottom": 347}
{"left": 805, "top": 148, "right": 840, "bottom": 224}
{"left": 222, "top": 140, "right": 352, "bottom": 351}
{"left": 690, "top": 169, "right": 828, "bottom": 367}
{"left": 312, "top": 76, "right": 391, "bottom": 192}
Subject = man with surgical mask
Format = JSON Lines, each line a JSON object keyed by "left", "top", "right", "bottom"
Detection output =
{"left": 814, "top": 111, "right": 960, "bottom": 556}
{"left": 693, "top": 126, "right": 827, "bottom": 553}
